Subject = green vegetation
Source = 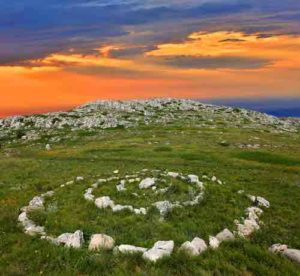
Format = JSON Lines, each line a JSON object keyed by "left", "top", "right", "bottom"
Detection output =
{"left": 0, "top": 124, "right": 300, "bottom": 275}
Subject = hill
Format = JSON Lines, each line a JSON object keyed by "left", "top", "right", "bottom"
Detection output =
{"left": 0, "top": 99, "right": 299, "bottom": 275}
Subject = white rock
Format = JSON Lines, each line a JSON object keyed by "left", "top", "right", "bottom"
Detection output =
{"left": 237, "top": 219, "right": 260, "bottom": 237}
{"left": 134, "top": 208, "right": 147, "bottom": 215}
{"left": 45, "top": 144, "right": 51, "bottom": 151}
{"left": 167, "top": 172, "right": 179, "bottom": 178}
{"left": 216, "top": 229, "right": 235, "bottom": 242}
{"left": 269, "top": 243, "right": 288, "bottom": 253}
{"left": 29, "top": 196, "right": 44, "bottom": 208}
{"left": 247, "top": 195, "right": 256, "bottom": 202}
{"left": 209, "top": 236, "right": 220, "bottom": 249}
{"left": 143, "top": 240, "right": 174, "bottom": 262}
{"left": 180, "top": 237, "right": 207, "bottom": 256}
{"left": 256, "top": 196, "right": 270, "bottom": 208}
{"left": 187, "top": 175, "right": 199, "bottom": 183}
{"left": 84, "top": 193, "right": 94, "bottom": 201}
{"left": 112, "top": 204, "right": 133, "bottom": 212}
{"left": 283, "top": 249, "right": 300, "bottom": 264}
{"left": 18, "top": 212, "right": 28, "bottom": 223}
{"left": 76, "top": 176, "right": 84, "bottom": 181}
{"left": 153, "top": 201, "right": 173, "bottom": 216}
{"left": 66, "top": 181, "right": 74, "bottom": 185}
{"left": 42, "top": 191, "right": 55, "bottom": 197}
{"left": 113, "top": 170, "right": 119, "bottom": 174}
{"left": 116, "top": 180, "right": 126, "bottom": 192}
{"left": 95, "top": 196, "right": 115, "bottom": 209}
{"left": 89, "top": 234, "right": 115, "bottom": 251}
{"left": 56, "top": 230, "right": 84, "bottom": 248}
{"left": 24, "top": 224, "right": 46, "bottom": 236}
{"left": 211, "top": 176, "right": 217, "bottom": 182}
{"left": 139, "top": 178, "right": 156, "bottom": 189}
{"left": 115, "top": 244, "right": 147, "bottom": 254}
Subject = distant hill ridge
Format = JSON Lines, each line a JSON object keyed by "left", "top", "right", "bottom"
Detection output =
{"left": 0, "top": 99, "right": 299, "bottom": 143}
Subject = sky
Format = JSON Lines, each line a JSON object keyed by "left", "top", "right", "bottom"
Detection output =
{"left": 1, "top": 0, "right": 300, "bottom": 117}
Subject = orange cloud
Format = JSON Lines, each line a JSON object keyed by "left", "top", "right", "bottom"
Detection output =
{"left": 1, "top": 31, "right": 300, "bottom": 117}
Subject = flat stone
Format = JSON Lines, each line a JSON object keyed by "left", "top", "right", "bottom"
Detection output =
{"left": 76, "top": 176, "right": 84, "bottom": 181}
{"left": 139, "top": 178, "right": 156, "bottom": 189}
{"left": 115, "top": 244, "right": 147, "bottom": 254}
{"left": 282, "top": 249, "right": 300, "bottom": 264}
{"left": 112, "top": 204, "right": 133, "bottom": 212}
{"left": 167, "top": 172, "right": 179, "bottom": 178}
{"left": 89, "top": 234, "right": 115, "bottom": 251}
{"left": 143, "top": 240, "right": 174, "bottom": 262}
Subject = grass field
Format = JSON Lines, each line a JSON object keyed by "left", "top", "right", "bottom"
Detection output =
{"left": 1, "top": 124, "right": 300, "bottom": 275}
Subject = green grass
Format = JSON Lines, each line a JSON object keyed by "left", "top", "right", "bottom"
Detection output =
{"left": 0, "top": 124, "right": 300, "bottom": 275}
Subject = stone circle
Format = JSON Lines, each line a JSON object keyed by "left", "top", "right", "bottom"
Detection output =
{"left": 17, "top": 169, "right": 271, "bottom": 262}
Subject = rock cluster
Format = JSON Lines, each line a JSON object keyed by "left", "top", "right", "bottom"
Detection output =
{"left": 85, "top": 169, "right": 206, "bottom": 218}
{"left": 1, "top": 99, "right": 298, "bottom": 143}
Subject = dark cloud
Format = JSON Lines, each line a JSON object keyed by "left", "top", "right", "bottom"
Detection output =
{"left": 1, "top": 0, "right": 300, "bottom": 65}
{"left": 154, "top": 55, "right": 272, "bottom": 69}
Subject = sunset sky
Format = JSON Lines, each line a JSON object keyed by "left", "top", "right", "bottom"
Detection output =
{"left": 1, "top": 0, "right": 300, "bottom": 116}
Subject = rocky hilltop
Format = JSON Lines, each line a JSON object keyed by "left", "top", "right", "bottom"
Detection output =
{"left": 0, "top": 99, "right": 299, "bottom": 143}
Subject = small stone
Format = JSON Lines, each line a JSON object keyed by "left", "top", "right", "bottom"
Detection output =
{"left": 139, "top": 178, "right": 156, "bottom": 189}
{"left": 76, "top": 176, "right": 84, "bottom": 181}
{"left": 112, "top": 204, "right": 133, "bottom": 212}
{"left": 282, "top": 249, "right": 300, "bottom": 264}
{"left": 180, "top": 237, "right": 207, "bottom": 256}
{"left": 29, "top": 196, "right": 44, "bottom": 209}
{"left": 143, "top": 240, "right": 174, "bottom": 262}
{"left": 153, "top": 201, "right": 173, "bottom": 216}
{"left": 167, "top": 172, "right": 179, "bottom": 178}
{"left": 209, "top": 236, "right": 220, "bottom": 249}
{"left": 187, "top": 175, "right": 199, "bottom": 183}
{"left": 211, "top": 176, "right": 217, "bottom": 182}
{"left": 216, "top": 229, "right": 235, "bottom": 242}
{"left": 45, "top": 144, "right": 51, "bottom": 151}
{"left": 256, "top": 196, "right": 270, "bottom": 208}
{"left": 115, "top": 244, "right": 147, "bottom": 254}
{"left": 56, "top": 230, "right": 84, "bottom": 248}
{"left": 269, "top": 244, "right": 288, "bottom": 253}
{"left": 89, "top": 234, "right": 115, "bottom": 251}
{"left": 95, "top": 196, "right": 115, "bottom": 209}
{"left": 113, "top": 170, "right": 119, "bottom": 174}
